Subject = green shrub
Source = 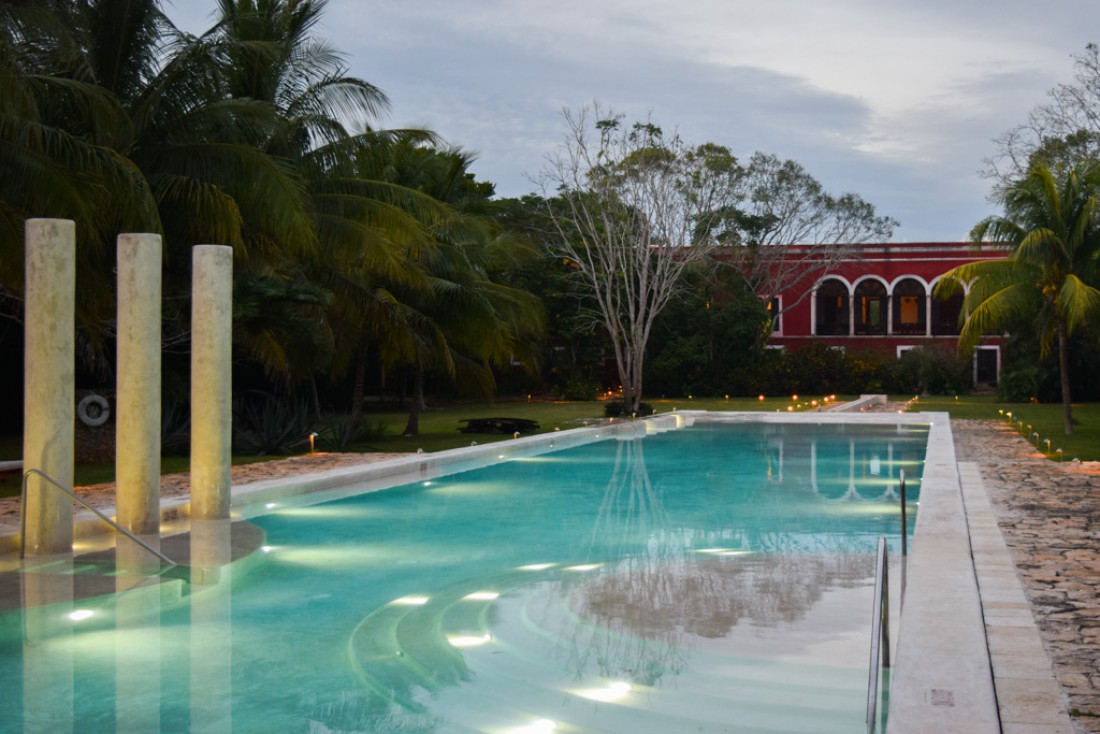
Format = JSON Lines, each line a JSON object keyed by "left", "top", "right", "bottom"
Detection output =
{"left": 161, "top": 401, "right": 191, "bottom": 456}
{"left": 560, "top": 379, "right": 599, "bottom": 401}
{"left": 318, "top": 414, "right": 364, "bottom": 450}
{"left": 603, "top": 401, "right": 654, "bottom": 418}
{"left": 998, "top": 363, "right": 1043, "bottom": 402}
{"left": 232, "top": 392, "right": 313, "bottom": 455}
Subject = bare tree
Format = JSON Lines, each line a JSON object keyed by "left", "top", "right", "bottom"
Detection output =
{"left": 986, "top": 43, "right": 1100, "bottom": 191}
{"left": 537, "top": 105, "right": 733, "bottom": 413}
{"left": 698, "top": 151, "right": 898, "bottom": 323}
{"left": 538, "top": 106, "right": 897, "bottom": 410}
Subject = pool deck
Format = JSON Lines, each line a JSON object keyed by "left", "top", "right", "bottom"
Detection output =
{"left": 0, "top": 410, "right": 1096, "bottom": 732}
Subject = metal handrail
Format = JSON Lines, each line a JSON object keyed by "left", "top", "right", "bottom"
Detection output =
{"left": 20, "top": 468, "right": 176, "bottom": 567}
{"left": 900, "top": 469, "right": 908, "bottom": 559}
{"left": 866, "top": 536, "right": 890, "bottom": 732}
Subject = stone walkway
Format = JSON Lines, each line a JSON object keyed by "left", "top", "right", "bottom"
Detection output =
{"left": 0, "top": 451, "right": 405, "bottom": 535}
{"left": 954, "top": 419, "right": 1100, "bottom": 733}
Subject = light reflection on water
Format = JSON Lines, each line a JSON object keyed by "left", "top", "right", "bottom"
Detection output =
{"left": 0, "top": 421, "right": 924, "bottom": 733}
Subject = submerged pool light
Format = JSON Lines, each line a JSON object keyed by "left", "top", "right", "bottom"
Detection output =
{"left": 575, "top": 680, "right": 633, "bottom": 702}
{"left": 447, "top": 633, "right": 492, "bottom": 648}
{"left": 463, "top": 591, "right": 500, "bottom": 601}
{"left": 391, "top": 595, "right": 430, "bottom": 606}
{"left": 69, "top": 609, "right": 94, "bottom": 622}
{"left": 508, "top": 720, "right": 557, "bottom": 734}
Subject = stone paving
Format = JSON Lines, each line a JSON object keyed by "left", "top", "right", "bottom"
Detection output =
{"left": 954, "top": 419, "right": 1100, "bottom": 733}
{"left": 0, "top": 451, "right": 405, "bottom": 535}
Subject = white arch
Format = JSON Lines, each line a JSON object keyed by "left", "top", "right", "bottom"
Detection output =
{"left": 811, "top": 275, "right": 854, "bottom": 336}
{"left": 851, "top": 274, "right": 890, "bottom": 292}
{"left": 889, "top": 274, "right": 931, "bottom": 296}
{"left": 812, "top": 274, "right": 854, "bottom": 295}
{"left": 929, "top": 274, "right": 972, "bottom": 296}
{"left": 890, "top": 275, "right": 932, "bottom": 336}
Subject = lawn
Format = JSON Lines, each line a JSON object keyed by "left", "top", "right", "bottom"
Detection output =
{"left": 347, "top": 394, "right": 849, "bottom": 454}
{"left": 907, "top": 394, "right": 1100, "bottom": 462}
{"left": 2, "top": 391, "right": 1095, "bottom": 499}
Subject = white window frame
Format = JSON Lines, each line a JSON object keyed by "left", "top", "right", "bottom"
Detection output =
{"left": 973, "top": 345, "right": 1001, "bottom": 384}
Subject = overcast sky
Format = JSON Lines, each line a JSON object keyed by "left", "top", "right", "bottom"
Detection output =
{"left": 167, "top": 0, "right": 1100, "bottom": 242}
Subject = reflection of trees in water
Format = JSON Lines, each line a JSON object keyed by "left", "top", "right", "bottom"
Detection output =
{"left": 552, "top": 437, "right": 689, "bottom": 685}
{"left": 548, "top": 435, "right": 877, "bottom": 688}
{"left": 577, "top": 552, "right": 873, "bottom": 642}
{"left": 588, "top": 437, "right": 669, "bottom": 553}
{"left": 305, "top": 690, "right": 440, "bottom": 734}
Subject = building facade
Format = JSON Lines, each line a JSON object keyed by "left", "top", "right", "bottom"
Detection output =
{"left": 765, "top": 242, "right": 1008, "bottom": 383}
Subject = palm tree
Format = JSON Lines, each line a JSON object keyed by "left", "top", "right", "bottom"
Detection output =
{"left": 0, "top": 1, "right": 162, "bottom": 350}
{"left": 381, "top": 143, "right": 544, "bottom": 435}
{"left": 937, "top": 162, "right": 1100, "bottom": 435}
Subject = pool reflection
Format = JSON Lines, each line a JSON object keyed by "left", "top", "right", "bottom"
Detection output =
{"left": 0, "top": 421, "right": 924, "bottom": 733}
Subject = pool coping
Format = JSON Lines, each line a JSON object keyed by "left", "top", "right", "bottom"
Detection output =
{"left": 1, "top": 409, "right": 1016, "bottom": 731}
{"left": 212, "top": 408, "right": 1002, "bottom": 733}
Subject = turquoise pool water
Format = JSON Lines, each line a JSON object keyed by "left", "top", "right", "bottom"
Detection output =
{"left": 0, "top": 420, "right": 926, "bottom": 733}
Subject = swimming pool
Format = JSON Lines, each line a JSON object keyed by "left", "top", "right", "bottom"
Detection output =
{"left": 0, "top": 418, "right": 926, "bottom": 733}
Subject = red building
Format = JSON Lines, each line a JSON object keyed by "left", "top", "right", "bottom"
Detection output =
{"left": 764, "top": 242, "right": 1008, "bottom": 383}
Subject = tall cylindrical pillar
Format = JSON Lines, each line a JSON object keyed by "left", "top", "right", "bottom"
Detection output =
{"left": 23, "top": 218, "right": 76, "bottom": 555}
{"left": 116, "top": 233, "right": 163, "bottom": 536}
{"left": 190, "top": 245, "right": 233, "bottom": 520}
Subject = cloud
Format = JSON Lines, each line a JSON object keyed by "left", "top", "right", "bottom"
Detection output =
{"left": 166, "top": 0, "right": 1100, "bottom": 240}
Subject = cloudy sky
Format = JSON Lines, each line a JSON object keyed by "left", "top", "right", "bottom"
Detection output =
{"left": 167, "top": 0, "right": 1100, "bottom": 242}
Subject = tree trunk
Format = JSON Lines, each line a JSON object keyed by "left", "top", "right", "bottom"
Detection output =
{"left": 403, "top": 369, "right": 424, "bottom": 436}
{"left": 1058, "top": 320, "right": 1074, "bottom": 436}
{"left": 309, "top": 377, "right": 321, "bottom": 421}
{"left": 350, "top": 358, "right": 366, "bottom": 420}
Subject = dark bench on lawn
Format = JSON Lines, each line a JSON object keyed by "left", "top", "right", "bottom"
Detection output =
{"left": 458, "top": 417, "right": 540, "bottom": 434}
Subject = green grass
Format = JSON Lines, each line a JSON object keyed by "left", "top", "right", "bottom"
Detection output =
{"left": 907, "top": 394, "right": 1100, "bottom": 461}
{"left": 347, "top": 394, "right": 856, "bottom": 453}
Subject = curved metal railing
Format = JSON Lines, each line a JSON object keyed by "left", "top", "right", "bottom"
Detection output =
{"left": 20, "top": 468, "right": 176, "bottom": 567}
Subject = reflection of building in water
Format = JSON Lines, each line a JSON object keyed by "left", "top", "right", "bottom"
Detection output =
{"left": 759, "top": 423, "right": 925, "bottom": 502}
{"left": 549, "top": 434, "right": 884, "bottom": 687}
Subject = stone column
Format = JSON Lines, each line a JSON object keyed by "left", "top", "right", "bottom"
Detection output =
{"left": 189, "top": 519, "right": 233, "bottom": 732}
{"left": 23, "top": 218, "right": 75, "bottom": 555}
{"left": 116, "top": 234, "right": 162, "bottom": 536}
{"left": 190, "top": 246, "right": 233, "bottom": 520}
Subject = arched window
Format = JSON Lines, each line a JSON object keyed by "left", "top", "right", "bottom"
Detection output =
{"left": 815, "top": 279, "right": 849, "bottom": 335}
{"left": 766, "top": 296, "right": 782, "bottom": 333}
{"left": 854, "top": 279, "right": 887, "bottom": 335}
{"left": 892, "top": 278, "right": 926, "bottom": 335}
{"left": 932, "top": 286, "right": 964, "bottom": 335}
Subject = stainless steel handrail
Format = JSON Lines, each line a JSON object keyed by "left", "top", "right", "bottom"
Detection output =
{"left": 899, "top": 469, "right": 908, "bottom": 558}
{"left": 20, "top": 468, "right": 176, "bottom": 567}
{"left": 866, "top": 536, "right": 890, "bottom": 732}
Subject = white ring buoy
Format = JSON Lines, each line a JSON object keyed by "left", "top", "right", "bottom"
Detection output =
{"left": 77, "top": 394, "right": 111, "bottom": 427}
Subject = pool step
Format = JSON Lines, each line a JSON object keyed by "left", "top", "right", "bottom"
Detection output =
{"left": 346, "top": 569, "right": 869, "bottom": 733}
